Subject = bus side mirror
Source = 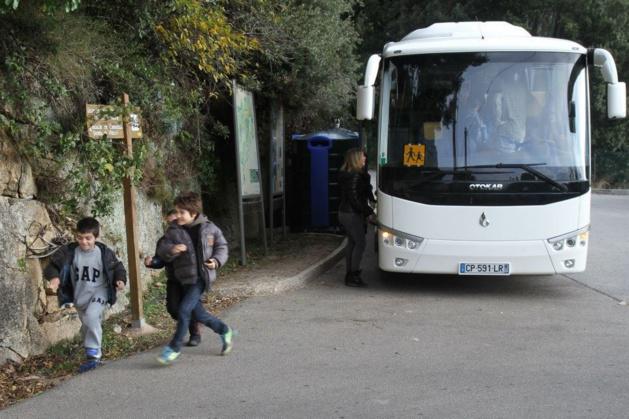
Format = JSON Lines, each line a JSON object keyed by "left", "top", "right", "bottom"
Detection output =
{"left": 357, "top": 85, "right": 375, "bottom": 120}
{"left": 607, "top": 82, "right": 626, "bottom": 119}
{"left": 356, "top": 54, "right": 381, "bottom": 121}
{"left": 592, "top": 48, "right": 626, "bottom": 119}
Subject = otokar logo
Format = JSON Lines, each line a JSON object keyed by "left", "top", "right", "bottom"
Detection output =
{"left": 469, "top": 183, "right": 504, "bottom": 191}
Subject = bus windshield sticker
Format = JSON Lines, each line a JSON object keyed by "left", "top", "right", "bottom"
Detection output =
{"left": 404, "top": 144, "right": 425, "bottom": 167}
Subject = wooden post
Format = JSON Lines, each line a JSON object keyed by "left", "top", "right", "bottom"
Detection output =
{"left": 121, "top": 93, "right": 145, "bottom": 329}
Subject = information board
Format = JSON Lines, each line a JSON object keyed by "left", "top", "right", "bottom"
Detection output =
{"left": 270, "top": 102, "right": 285, "bottom": 194}
{"left": 233, "top": 83, "right": 261, "bottom": 197}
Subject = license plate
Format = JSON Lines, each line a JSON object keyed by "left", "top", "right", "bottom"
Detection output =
{"left": 458, "top": 262, "right": 511, "bottom": 275}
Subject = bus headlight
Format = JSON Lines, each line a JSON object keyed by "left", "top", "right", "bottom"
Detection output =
{"left": 382, "top": 231, "right": 392, "bottom": 246}
{"left": 380, "top": 226, "right": 423, "bottom": 251}
{"left": 552, "top": 241, "right": 564, "bottom": 251}
{"left": 579, "top": 231, "right": 588, "bottom": 246}
{"left": 547, "top": 226, "right": 589, "bottom": 252}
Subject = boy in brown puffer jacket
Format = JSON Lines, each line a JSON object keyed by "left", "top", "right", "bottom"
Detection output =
{"left": 144, "top": 209, "right": 203, "bottom": 346}
{"left": 155, "top": 192, "right": 233, "bottom": 365}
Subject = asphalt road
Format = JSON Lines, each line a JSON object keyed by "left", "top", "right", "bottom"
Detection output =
{"left": 571, "top": 193, "right": 629, "bottom": 301}
{"left": 4, "top": 194, "right": 629, "bottom": 418}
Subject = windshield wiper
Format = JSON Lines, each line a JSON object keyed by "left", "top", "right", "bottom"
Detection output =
{"left": 462, "top": 163, "right": 568, "bottom": 192}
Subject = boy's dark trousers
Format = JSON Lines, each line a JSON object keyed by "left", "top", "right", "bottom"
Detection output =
{"left": 169, "top": 279, "right": 228, "bottom": 352}
{"left": 166, "top": 279, "right": 201, "bottom": 337}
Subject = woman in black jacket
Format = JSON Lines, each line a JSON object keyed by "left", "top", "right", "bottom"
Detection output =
{"left": 338, "top": 147, "right": 374, "bottom": 287}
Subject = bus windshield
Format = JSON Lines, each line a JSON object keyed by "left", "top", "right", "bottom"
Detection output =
{"left": 379, "top": 52, "right": 588, "bottom": 204}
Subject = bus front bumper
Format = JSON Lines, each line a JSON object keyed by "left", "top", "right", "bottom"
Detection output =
{"left": 377, "top": 231, "right": 588, "bottom": 275}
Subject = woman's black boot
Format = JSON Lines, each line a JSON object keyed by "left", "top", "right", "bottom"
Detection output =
{"left": 346, "top": 270, "right": 367, "bottom": 287}
{"left": 353, "top": 270, "right": 368, "bottom": 287}
{"left": 344, "top": 271, "right": 358, "bottom": 287}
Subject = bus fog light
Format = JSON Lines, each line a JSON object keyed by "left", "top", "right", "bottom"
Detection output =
{"left": 564, "top": 259, "right": 575, "bottom": 268}
{"left": 407, "top": 240, "right": 418, "bottom": 250}
{"left": 553, "top": 241, "right": 564, "bottom": 251}
{"left": 566, "top": 238, "right": 576, "bottom": 247}
{"left": 394, "top": 237, "right": 405, "bottom": 247}
{"left": 395, "top": 258, "right": 408, "bottom": 267}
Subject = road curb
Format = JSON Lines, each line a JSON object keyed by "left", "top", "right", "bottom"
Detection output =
{"left": 215, "top": 238, "right": 347, "bottom": 298}
{"left": 592, "top": 188, "right": 629, "bottom": 196}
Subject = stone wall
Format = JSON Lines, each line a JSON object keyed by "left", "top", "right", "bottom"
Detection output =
{"left": 0, "top": 197, "right": 52, "bottom": 362}
{"left": 99, "top": 190, "right": 164, "bottom": 292}
{"left": 0, "top": 133, "right": 162, "bottom": 363}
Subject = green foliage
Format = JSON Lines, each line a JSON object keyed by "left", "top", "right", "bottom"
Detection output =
{"left": 6, "top": 9, "right": 173, "bottom": 208}
{"left": 0, "top": 0, "right": 366, "bottom": 221}
{"left": 56, "top": 128, "right": 147, "bottom": 217}
{"left": 0, "top": 10, "right": 152, "bottom": 217}
{"left": 142, "top": 272, "right": 168, "bottom": 321}
{"left": 229, "top": 0, "right": 362, "bottom": 130}
{"left": 154, "top": 0, "right": 259, "bottom": 96}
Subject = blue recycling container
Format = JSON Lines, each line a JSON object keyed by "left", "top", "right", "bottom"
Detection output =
{"left": 289, "top": 129, "right": 361, "bottom": 230}
{"left": 307, "top": 136, "right": 332, "bottom": 226}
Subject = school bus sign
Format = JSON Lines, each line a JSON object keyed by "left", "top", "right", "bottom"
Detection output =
{"left": 85, "top": 104, "right": 142, "bottom": 139}
{"left": 403, "top": 143, "right": 425, "bottom": 167}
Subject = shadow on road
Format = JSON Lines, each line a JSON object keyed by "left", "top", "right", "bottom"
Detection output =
{"left": 361, "top": 268, "right": 571, "bottom": 300}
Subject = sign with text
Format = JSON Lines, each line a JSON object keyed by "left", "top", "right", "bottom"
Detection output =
{"left": 86, "top": 104, "right": 142, "bottom": 139}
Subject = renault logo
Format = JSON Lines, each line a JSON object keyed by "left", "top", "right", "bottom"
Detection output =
{"left": 479, "top": 212, "right": 490, "bottom": 227}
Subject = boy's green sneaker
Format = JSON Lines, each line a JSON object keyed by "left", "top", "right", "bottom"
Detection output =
{"left": 220, "top": 328, "right": 235, "bottom": 355}
{"left": 157, "top": 346, "right": 180, "bottom": 365}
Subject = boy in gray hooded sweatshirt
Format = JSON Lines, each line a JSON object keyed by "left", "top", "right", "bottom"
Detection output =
{"left": 155, "top": 191, "right": 233, "bottom": 365}
{"left": 45, "top": 217, "right": 126, "bottom": 372}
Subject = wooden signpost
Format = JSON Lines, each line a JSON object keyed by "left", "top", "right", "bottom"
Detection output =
{"left": 86, "top": 94, "right": 151, "bottom": 333}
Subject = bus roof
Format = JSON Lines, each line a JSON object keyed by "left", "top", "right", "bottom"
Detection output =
{"left": 383, "top": 22, "right": 586, "bottom": 57}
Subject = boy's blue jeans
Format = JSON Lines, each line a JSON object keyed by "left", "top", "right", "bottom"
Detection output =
{"left": 169, "top": 279, "right": 228, "bottom": 352}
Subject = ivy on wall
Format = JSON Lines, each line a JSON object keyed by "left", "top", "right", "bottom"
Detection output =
{"left": 0, "top": 0, "right": 366, "bottom": 220}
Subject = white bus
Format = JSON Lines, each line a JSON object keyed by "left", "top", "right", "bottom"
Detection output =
{"left": 356, "top": 22, "right": 626, "bottom": 275}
